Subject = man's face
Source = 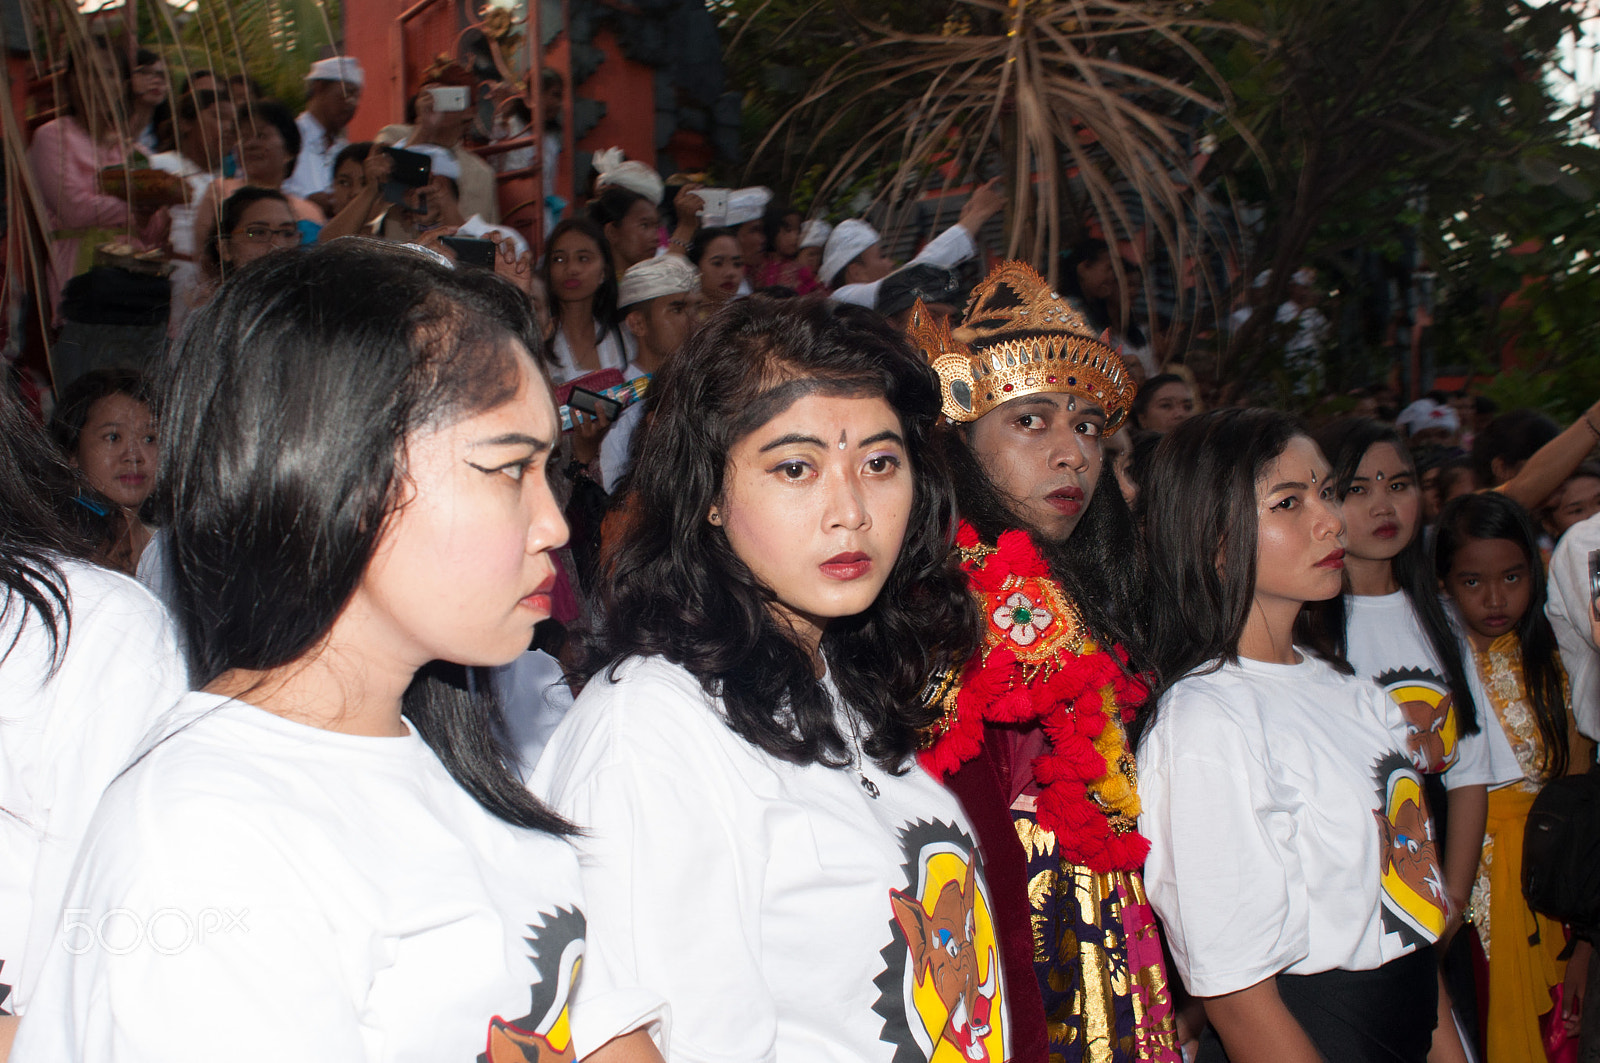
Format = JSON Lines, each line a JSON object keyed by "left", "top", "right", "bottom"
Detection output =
{"left": 313, "top": 79, "right": 362, "bottom": 133}
{"left": 844, "top": 242, "right": 893, "bottom": 285}
{"left": 965, "top": 392, "right": 1105, "bottom": 542}
{"left": 627, "top": 291, "right": 697, "bottom": 372}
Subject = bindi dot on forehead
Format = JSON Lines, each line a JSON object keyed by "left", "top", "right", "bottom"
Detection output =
{"left": 838, "top": 431, "right": 847, "bottom": 450}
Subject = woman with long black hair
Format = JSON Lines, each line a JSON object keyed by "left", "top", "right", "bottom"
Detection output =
{"left": 541, "top": 217, "right": 633, "bottom": 383}
{"left": 12, "top": 241, "right": 661, "bottom": 1063}
{"left": 1136, "top": 408, "right": 1463, "bottom": 1063}
{"left": 533, "top": 296, "right": 996, "bottom": 1062}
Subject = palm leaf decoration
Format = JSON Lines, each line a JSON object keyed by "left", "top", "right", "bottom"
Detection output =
{"left": 754, "top": 0, "right": 1260, "bottom": 302}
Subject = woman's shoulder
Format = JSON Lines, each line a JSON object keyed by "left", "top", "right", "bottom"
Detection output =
{"left": 533, "top": 657, "right": 737, "bottom": 786}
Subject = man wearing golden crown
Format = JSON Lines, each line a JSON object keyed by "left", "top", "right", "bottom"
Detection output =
{"left": 908, "top": 261, "right": 1181, "bottom": 1063}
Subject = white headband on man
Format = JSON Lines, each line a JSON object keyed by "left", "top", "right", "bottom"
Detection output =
{"left": 619, "top": 255, "right": 699, "bottom": 310}
{"left": 820, "top": 219, "right": 879, "bottom": 288}
{"left": 593, "top": 147, "right": 664, "bottom": 205}
{"left": 306, "top": 56, "right": 364, "bottom": 87}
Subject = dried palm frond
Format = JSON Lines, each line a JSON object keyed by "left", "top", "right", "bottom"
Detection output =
{"left": 754, "top": 0, "right": 1261, "bottom": 309}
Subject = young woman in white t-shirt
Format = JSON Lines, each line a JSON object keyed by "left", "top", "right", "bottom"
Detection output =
{"left": 542, "top": 218, "right": 633, "bottom": 384}
{"left": 1311, "top": 419, "right": 1508, "bottom": 1051}
{"left": 532, "top": 297, "right": 1002, "bottom": 1062}
{"left": 1136, "top": 408, "right": 1464, "bottom": 1063}
{"left": 0, "top": 380, "right": 188, "bottom": 1059}
{"left": 12, "top": 241, "right": 662, "bottom": 1063}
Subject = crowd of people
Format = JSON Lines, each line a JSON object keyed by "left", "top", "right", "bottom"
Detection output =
{"left": 6, "top": 39, "right": 1600, "bottom": 1063}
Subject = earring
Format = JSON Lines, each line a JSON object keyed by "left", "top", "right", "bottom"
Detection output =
{"left": 708, "top": 509, "right": 722, "bottom": 526}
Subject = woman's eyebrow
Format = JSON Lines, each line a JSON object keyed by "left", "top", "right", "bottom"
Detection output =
{"left": 470, "top": 432, "right": 552, "bottom": 453}
{"left": 758, "top": 433, "right": 825, "bottom": 453}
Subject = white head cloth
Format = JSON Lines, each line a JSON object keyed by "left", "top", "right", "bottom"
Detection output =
{"left": 396, "top": 140, "right": 461, "bottom": 181}
{"left": 593, "top": 146, "right": 664, "bottom": 205}
{"left": 306, "top": 56, "right": 364, "bottom": 87}
{"left": 724, "top": 187, "right": 773, "bottom": 227}
{"left": 1396, "top": 398, "right": 1460, "bottom": 437}
{"left": 618, "top": 254, "right": 700, "bottom": 310}
{"left": 799, "top": 219, "right": 832, "bottom": 249}
{"left": 820, "top": 219, "right": 879, "bottom": 288}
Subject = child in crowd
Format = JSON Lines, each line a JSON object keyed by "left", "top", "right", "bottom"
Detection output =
{"left": 751, "top": 202, "right": 820, "bottom": 294}
{"left": 1139, "top": 408, "right": 1463, "bottom": 1063}
{"left": 1434, "top": 492, "right": 1593, "bottom": 1063}
{"left": 1542, "top": 462, "right": 1600, "bottom": 543}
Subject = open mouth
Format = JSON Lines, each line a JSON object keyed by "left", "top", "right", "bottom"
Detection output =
{"left": 1044, "top": 485, "right": 1083, "bottom": 516}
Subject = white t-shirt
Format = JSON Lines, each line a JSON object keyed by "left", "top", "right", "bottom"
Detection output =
{"left": 1139, "top": 654, "right": 1448, "bottom": 998}
{"left": 1344, "top": 591, "right": 1521, "bottom": 789}
{"left": 0, "top": 560, "right": 188, "bottom": 1015}
{"left": 283, "top": 111, "right": 347, "bottom": 199}
{"left": 531, "top": 655, "right": 1011, "bottom": 1063}
{"left": 12, "top": 692, "right": 661, "bottom": 1063}
{"left": 1546, "top": 511, "right": 1600, "bottom": 740}
{"left": 549, "top": 325, "right": 634, "bottom": 385}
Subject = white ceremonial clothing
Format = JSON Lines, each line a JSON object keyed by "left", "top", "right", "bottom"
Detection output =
{"left": 13, "top": 692, "right": 663, "bottom": 1062}
{"left": 1140, "top": 653, "right": 1446, "bottom": 998}
{"left": 283, "top": 111, "right": 346, "bottom": 199}
{"left": 1344, "top": 591, "right": 1522, "bottom": 789}
{"left": 1546, "top": 511, "right": 1600, "bottom": 740}
{"left": 550, "top": 326, "right": 634, "bottom": 385}
{"left": 830, "top": 224, "right": 977, "bottom": 308}
{"left": 532, "top": 656, "right": 1010, "bottom": 1063}
{"left": 0, "top": 561, "right": 188, "bottom": 1014}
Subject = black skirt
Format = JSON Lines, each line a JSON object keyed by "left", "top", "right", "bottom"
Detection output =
{"left": 1196, "top": 946, "right": 1438, "bottom": 1063}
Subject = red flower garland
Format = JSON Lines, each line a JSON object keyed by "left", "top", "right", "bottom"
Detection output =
{"left": 920, "top": 522, "right": 1151, "bottom": 873}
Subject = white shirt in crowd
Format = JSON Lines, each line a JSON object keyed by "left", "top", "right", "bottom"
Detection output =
{"left": 1545, "top": 510, "right": 1600, "bottom": 740}
{"left": 283, "top": 111, "right": 346, "bottom": 199}
{"left": 13, "top": 692, "right": 662, "bottom": 1062}
{"left": 549, "top": 326, "right": 635, "bottom": 386}
{"left": 0, "top": 561, "right": 188, "bottom": 1015}
{"left": 830, "top": 224, "right": 977, "bottom": 308}
{"left": 532, "top": 655, "right": 1011, "bottom": 1063}
{"left": 1139, "top": 654, "right": 1447, "bottom": 998}
{"left": 1344, "top": 591, "right": 1523, "bottom": 789}
{"left": 146, "top": 150, "right": 218, "bottom": 335}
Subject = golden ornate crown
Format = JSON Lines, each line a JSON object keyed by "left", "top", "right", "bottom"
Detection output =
{"left": 907, "top": 261, "right": 1135, "bottom": 431}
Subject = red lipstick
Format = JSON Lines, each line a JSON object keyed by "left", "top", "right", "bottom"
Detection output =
{"left": 1373, "top": 522, "right": 1399, "bottom": 540}
{"left": 820, "top": 552, "right": 872, "bottom": 581}
{"left": 1316, "top": 549, "right": 1346, "bottom": 569}
{"left": 519, "top": 573, "right": 557, "bottom": 614}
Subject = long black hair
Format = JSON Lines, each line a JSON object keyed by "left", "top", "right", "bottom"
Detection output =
{"left": 160, "top": 238, "right": 570, "bottom": 834}
{"left": 936, "top": 420, "right": 1151, "bottom": 681}
{"left": 1314, "top": 417, "right": 1480, "bottom": 735}
{"left": 0, "top": 378, "right": 96, "bottom": 671}
{"left": 1139, "top": 407, "right": 1348, "bottom": 744}
{"left": 1434, "top": 492, "right": 1570, "bottom": 778}
{"left": 577, "top": 295, "right": 979, "bottom": 771}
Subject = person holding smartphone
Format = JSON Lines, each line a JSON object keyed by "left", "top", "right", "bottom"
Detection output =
{"left": 375, "top": 60, "right": 499, "bottom": 224}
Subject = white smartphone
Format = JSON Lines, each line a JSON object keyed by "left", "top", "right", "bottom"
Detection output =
{"left": 427, "top": 86, "right": 470, "bottom": 113}
{"left": 696, "top": 188, "right": 730, "bottom": 227}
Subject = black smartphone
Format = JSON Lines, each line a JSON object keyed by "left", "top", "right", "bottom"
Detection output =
{"left": 383, "top": 145, "right": 433, "bottom": 187}
{"left": 441, "top": 236, "right": 497, "bottom": 269}
{"left": 568, "top": 386, "right": 623, "bottom": 421}
{"left": 1588, "top": 547, "right": 1600, "bottom": 621}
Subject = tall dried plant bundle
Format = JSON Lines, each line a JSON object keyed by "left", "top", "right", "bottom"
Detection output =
{"left": 752, "top": 0, "right": 1260, "bottom": 305}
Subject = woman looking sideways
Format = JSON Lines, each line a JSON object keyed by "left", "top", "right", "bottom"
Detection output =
{"left": 541, "top": 218, "right": 633, "bottom": 383}
{"left": 532, "top": 297, "right": 1000, "bottom": 1062}
{"left": 12, "top": 241, "right": 662, "bottom": 1063}
{"left": 1137, "top": 408, "right": 1463, "bottom": 1063}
